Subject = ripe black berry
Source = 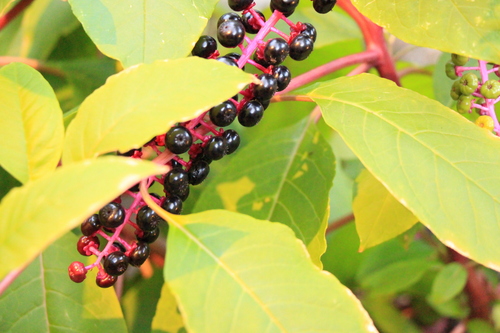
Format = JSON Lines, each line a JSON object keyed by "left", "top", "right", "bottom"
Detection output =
{"left": 271, "top": 65, "right": 292, "bottom": 91}
{"left": 263, "top": 38, "right": 289, "bottom": 65}
{"left": 217, "top": 55, "right": 239, "bottom": 67}
{"left": 228, "top": 0, "right": 253, "bottom": 11}
{"left": 300, "top": 23, "right": 317, "bottom": 42}
{"left": 253, "top": 73, "right": 278, "bottom": 101}
{"left": 242, "top": 10, "right": 265, "bottom": 34}
{"left": 217, "top": 20, "right": 245, "bottom": 48}
{"left": 96, "top": 271, "right": 117, "bottom": 288}
{"left": 164, "top": 169, "right": 190, "bottom": 199}
{"left": 81, "top": 214, "right": 101, "bottom": 236}
{"left": 161, "top": 195, "right": 183, "bottom": 214}
{"left": 223, "top": 129, "right": 240, "bottom": 154}
{"left": 103, "top": 251, "right": 129, "bottom": 276}
{"left": 204, "top": 136, "right": 227, "bottom": 161}
{"left": 129, "top": 242, "right": 150, "bottom": 267}
{"left": 270, "top": 0, "right": 299, "bottom": 13}
{"left": 136, "top": 205, "right": 164, "bottom": 232}
{"left": 239, "top": 100, "right": 264, "bottom": 127}
{"left": 68, "top": 262, "right": 86, "bottom": 283}
{"left": 188, "top": 160, "right": 210, "bottom": 185}
{"left": 289, "top": 34, "right": 314, "bottom": 61}
{"left": 252, "top": 53, "right": 272, "bottom": 68}
{"left": 99, "top": 202, "right": 125, "bottom": 228}
{"left": 165, "top": 125, "right": 192, "bottom": 154}
{"left": 191, "top": 35, "right": 218, "bottom": 58}
{"left": 137, "top": 226, "right": 161, "bottom": 243}
{"left": 313, "top": 0, "right": 337, "bottom": 13}
{"left": 217, "top": 12, "right": 241, "bottom": 28}
{"left": 209, "top": 100, "right": 237, "bottom": 127}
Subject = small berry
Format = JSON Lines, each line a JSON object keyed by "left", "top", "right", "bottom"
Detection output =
{"left": 242, "top": 10, "right": 265, "bottom": 34}
{"left": 164, "top": 169, "right": 190, "bottom": 199}
{"left": 271, "top": 65, "right": 292, "bottom": 91}
{"left": 458, "top": 73, "right": 479, "bottom": 95}
{"left": 217, "top": 20, "right": 245, "bottom": 48}
{"left": 204, "top": 136, "right": 227, "bottom": 161}
{"left": 129, "top": 242, "right": 151, "bottom": 267}
{"left": 300, "top": 23, "right": 317, "bottom": 42}
{"left": 96, "top": 271, "right": 117, "bottom": 288}
{"left": 81, "top": 214, "right": 101, "bottom": 236}
{"left": 253, "top": 73, "right": 278, "bottom": 101}
{"left": 239, "top": 100, "right": 264, "bottom": 127}
{"left": 223, "top": 129, "right": 240, "bottom": 154}
{"left": 260, "top": 98, "right": 271, "bottom": 110}
{"left": 263, "top": 38, "right": 289, "bottom": 66}
{"left": 289, "top": 35, "right": 314, "bottom": 61}
{"left": 137, "top": 205, "right": 164, "bottom": 232}
{"left": 161, "top": 195, "right": 183, "bottom": 214}
{"left": 450, "top": 80, "right": 462, "bottom": 100}
{"left": 68, "top": 262, "right": 87, "bottom": 283}
{"left": 313, "top": 0, "right": 337, "bottom": 13}
{"left": 103, "top": 251, "right": 129, "bottom": 276}
{"left": 191, "top": 35, "right": 217, "bottom": 58}
{"left": 480, "top": 79, "right": 500, "bottom": 99}
{"left": 228, "top": 0, "right": 253, "bottom": 11}
{"left": 165, "top": 126, "right": 192, "bottom": 154}
{"left": 209, "top": 100, "right": 238, "bottom": 127}
{"left": 77, "top": 235, "right": 100, "bottom": 256}
{"left": 137, "top": 226, "right": 161, "bottom": 243}
{"left": 270, "top": 0, "right": 299, "bottom": 13}
{"left": 217, "top": 12, "right": 241, "bottom": 28}
{"left": 111, "top": 241, "right": 127, "bottom": 253}
{"left": 217, "top": 55, "right": 239, "bottom": 67}
{"left": 270, "top": 2, "right": 295, "bottom": 16}
{"left": 457, "top": 95, "right": 473, "bottom": 114}
{"left": 445, "top": 61, "right": 458, "bottom": 80}
{"left": 188, "top": 160, "right": 210, "bottom": 185}
{"left": 475, "top": 115, "right": 495, "bottom": 131}
{"left": 451, "top": 53, "right": 469, "bottom": 66}
{"left": 98, "top": 202, "right": 125, "bottom": 228}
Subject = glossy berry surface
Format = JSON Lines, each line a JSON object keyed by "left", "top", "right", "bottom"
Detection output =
{"left": 217, "top": 20, "right": 245, "bottom": 48}
{"left": 480, "top": 80, "right": 500, "bottom": 99}
{"left": 263, "top": 38, "right": 289, "bottom": 65}
{"left": 475, "top": 115, "right": 495, "bottom": 131}
{"left": 209, "top": 100, "right": 237, "bottom": 127}
{"left": 204, "top": 136, "right": 227, "bottom": 161}
{"left": 217, "top": 55, "right": 239, "bottom": 67}
{"left": 450, "top": 80, "right": 461, "bottom": 100}
{"left": 129, "top": 242, "right": 151, "bottom": 267}
{"left": 239, "top": 100, "right": 264, "bottom": 127}
{"left": 81, "top": 214, "right": 101, "bottom": 236}
{"left": 300, "top": 23, "right": 317, "bottom": 42}
{"left": 223, "top": 129, "right": 241, "bottom": 154}
{"left": 242, "top": 10, "right": 265, "bottom": 34}
{"left": 96, "top": 271, "right": 117, "bottom": 288}
{"left": 103, "top": 251, "right": 129, "bottom": 276}
{"left": 457, "top": 95, "right": 473, "bottom": 114}
{"left": 445, "top": 62, "right": 458, "bottom": 80}
{"left": 459, "top": 73, "right": 479, "bottom": 95}
{"left": 270, "top": 0, "right": 299, "bottom": 13}
{"left": 289, "top": 34, "right": 314, "bottom": 61}
{"left": 165, "top": 125, "right": 193, "bottom": 154}
{"left": 164, "top": 169, "right": 189, "bottom": 198}
{"left": 451, "top": 53, "right": 469, "bottom": 66}
{"left": 137, "top": 226, "right": 161, "bottom": 243}
{"left": 161, "top": 195, "right": 183, "bottom": 214}
{"left": 217, "top": 12, "right": 241, "bottom": 28}
{"left": 272, "top": 65, "right": 292, "bottom": 91}
{"left": 188, "top": 160, "right": 210, "bottom": 185}
{"left": 77, "top": 236, "right": 100, "bottom": 256}
{"left": 98, "top": 202, "right": 125, "bottom": 228}
{"left": 313, "top": 0, "right": 337, "bottom": 13}
{"left": 253, "top": 73, "right": 278, "bottom": 101}
{"left": 68, "top": 262, "right": 86, "bottom": 283}
{"left": 191, "top": 35, "right": 217, "bottom": 58}
{"left": 228, "top": 0, "right": 253, "bottom": 11}
{"left": 136, "top": 205, "right": 164, "bottom": 232}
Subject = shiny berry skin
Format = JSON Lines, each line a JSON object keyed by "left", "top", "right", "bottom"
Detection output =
{"left": 103, "top": 251, "right": 129, "bottom": 276}
{"left": 313, "top": 0, "right": 337, "bottom": 13}
{"left": 77, "top": 235, "right": 100, "bottom": 256}
{"left": 81, "top": 214, "right": 101, "bottom": 236}
{"left": 300, "top": 23, "right": 317, "bottom": 42}
{"left": 480, "top": 79, "right": 500, "bottom": 99}
{"left": 445, "top": 61, "right": 458, "bottom": 80}
{"left": 270, "top": 0, "right": 299, "bottom": 13}
{"left": 223, "top": 129, "right": 240, "bottom": 154}
{"left": 161, "top": 195, "right": 183, "bottom": 214}
{"left": 191, "top": 35, "right": 217, "bottom": 58}
{"left": 209, "top": 100, "right": 238, "bottom": 127}
{"left": 188, "top": 160, "right": 210, "bottom": 185}
{"left": 263, "top": 38, "right": 289, "bottom": 66}
{"left": 271, "top": 65, "right": 291, "bottom": 91}
{"left": 165, "top": 125, "right": 193, "bottom": 154}
{"left": 457, "top": 95, "right": 473, "bottom": 114}
{"left": 451, "top": 53, "right": 469, "bottom": 66}
{"left": 136, "top": 205, "right": 164, "bottom": 232}
{"left": 458, "top": 73, "right": 479, "bottom": 95}
{"left": 111, "top": 241, "right": 127, "bottom": 253}
{"left": 99, "top": 202, "right": 125, "bottom": 228}
{"left": 217, "top": 12, "right": 241, "bottom": 28}
{"left": 129, "top": 242, "right": 151, "bottom": 267}
{"left": 96, "top": 271, "right": 117, "bottom": 288}
{"left": 137, "top": 226, "right": 161, "bottom": 243}
{"left": 289, "top": 35, "right": 314, "bottom": 61}
{"left": 270, "top": 2, "right": 294, "bottom": 16}
{"left": 242, "top": 10, "right": 265, "bottom": 34}
{"left": 68, "top": 262, "right": 87, "bottom": 283}
{"left": 239, "top": 100, "right": 264, "bottom": 127}
{"left": 228, "top": 0, "right": 253, "bottom": 11}
{"left": 217, "top": 55, "right": 239, "bottom": 67}
{"left": 164, "top": 169, "right": 190, "bottom": 199}
{"left": 450, "top": 80, "right": 462, "bottom": 100}
{"left": 204, "top": 136, "right": 227, "bottom": 161}
{"left": 475, "top": 115, "right": 495, "bottom": 131}
{"left": 217, "top": 20, "right": 245, "bottom": 48}
{"left": 253, "top": 74, "right": 278, "bottom": 101}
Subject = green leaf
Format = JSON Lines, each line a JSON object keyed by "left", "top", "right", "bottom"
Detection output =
{"left": 62, "top": 58, "right": 254, "bottom": 164}
{"left": 302, "top": 73, "right": 500, "bottom": 271}
{"left": 68, "top": 0, "right": 219, "bottom": 67}
{"left": 159, "top": 209, "right": 376, "bottom": 332}
{"left": 0, "top": 165, "right": 21, "bottom": 201}
{"left": 427, "top": 263, "right": 468, "bottom": 305}
{"left": 467, "top": 319, "right": 496, "bottom": 333}
{"left": 353, "top": 169, "right": 419, "bottom": 251}
{"left": 151, "top": 283, "right": 184, "bottom": 333}
{"left": 362, "top": 294, "right": 421, "bottom": 333}
{"left": 0, "top": 232, "right": 127, "bottom": 332}
{"left": 0, "top": 62, "right": 64, "bottom": 184}
{"left": 351, "top": 0, "right": 500, "bottom": 64}
{"left": 194, "top": 118, "right": 336, "bottom": 267}
{"left": 0, "top": 156, "right": 167, "bottom": 281}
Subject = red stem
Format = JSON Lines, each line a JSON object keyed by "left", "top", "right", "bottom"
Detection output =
{"left": 0, "top": 0, "right": 35, "bottom": 31}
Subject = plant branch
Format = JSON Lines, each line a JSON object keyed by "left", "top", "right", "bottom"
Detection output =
{"left": 326, "top": 213, "right": 355, "bottom": 235}
{"left": 0, "top": 56, "right": 65, "bottom": 77}
{"left": 0, "top": 0, "right": 34, "bottom": 31}
{"left": 398, "top": 67, "right": 433, "bottom": 78}
{"left": 271, "top": 94, "right": 314, "bottom": 103}
{"left": 0, "top": 266, "right": 25, "bottom": 296}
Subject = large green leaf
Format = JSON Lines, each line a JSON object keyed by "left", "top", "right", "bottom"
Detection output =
{"left": 194, "top": 118, "right": 336, "bottom": 267}
{"left": 62, "top": 57, "right": 253, "bottom": 164}
{"left": 0, "top": 156, "right": 167, "bottom": 280}
{"left": 351, "top": 0, "right": 500, "bottom": 64}
{"left": 353, "top": 169, "right": 419, "bottom": 251}
{"left": 68, "top": 0, "right": 219, "bottom": 67}
{"left": 302, "top": 73, "right": 500, "bottom": 270}
{"left": 0, "top": 62, "right": 64, "bottom": 184}
{"left": 0, "top": 232, "right": 127, "bottom": 332}
{"left": 152, "top": 207, "right": 376, "bottom": 333}
{"left": 427, "top": 263, "right": 468, "bottom": 305}
{"left": 151, "top": 283, "right": 184, "bottom": 333}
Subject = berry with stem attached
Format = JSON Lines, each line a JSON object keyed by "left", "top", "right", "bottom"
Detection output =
{"left": 451, "top": 53, "right": 469, "bottom": 66}
{"left": 137, "top": 226, "right": 161, "bottom": 243}
{"left": 239, "top": 100, "right": 264, "bottom": 127}
{"left": 129, "top": 242, "right": 151, "bottom": 267}
{"left": 289, "top": 34, "right": 314, "bottom": 61}
{"left": 480, "top": 79, "right": 500, "bottom": 99}
{"left": 253, "top": 73, "right": 278, "bottom": 102}
{"left": 300, "top": 23, "right": 317, "bottom": 42}
{"left": 81, "top": 214, "right": 101, "bottom": 236}
{"left": 99, "top": 202, "right": 125, "bottom": 228}
{"left": 136, "top": 205, "right": 164, "bottom": 232}
{"left": 161, "top": 195, "right": 183, "bottom": 214}
{"left": 164, "top": 169, "right": 190, "bottom": 200}
{"left": 242, "top": 10, "right": 265, "bottom": 34}
{"left": 445, "top": 61, "right": 458, "bottom": 80}
{"left": 458, "top": 72, "right": 479, "bottom": 95}
{"left": 96, "top": 271, "right": 117, "bottom": 288}
{"left": 457, "top": 95, "right": 474, "bottom": 114}
{"left": 228, "top": 0, "right": 253, "bottom": 11}
{"left": 204, "top": 136, "right": 227, "bottom": 161}
{"left": 209, "top": 100, "right": 238, "bottom": 127}
{"left": 165, "top": 125, "right": 192, "bottom": 154}
{"left": 271, "top": 65, "right": 292, "bottom": 91}
{"left": 475, "top": 115, "right": 495, "bottom": 131}
{"left": 191, "top": 35, "right": 217, "bottom": 58}
{"left": 313, "top": 0, "right": 337, "bottom": 14}
{"left": 450, "top": 80, "right": 462, "bottom": 100}
{"left": 188, "top": 159, "right": 210, "bottom": 185}
{"left": 223, "top": 129, "right": 240, "bottom": 154}
{"left": 263, "top": 38, "right": 289, "bottom": 65}
{"left": 68, "top": 262, "right": 87, "bottom": 283}
{"left": 103, "top": 251, "right": 129, "bottom": 276}
{"left": 270, "top": 0, "right": 299, "bottom": 14}
{"left": 217, "top": 20, "right": 246, "bottom": 48}
{"left": 217, "top": 12, "right": 241, "bottom": 28}
{"left": 77, "top": 235, "right": 100, "bottom": 256}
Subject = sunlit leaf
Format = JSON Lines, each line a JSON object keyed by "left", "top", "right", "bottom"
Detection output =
{"left": 151, "top": 283, "right": 184, "bottom": 333}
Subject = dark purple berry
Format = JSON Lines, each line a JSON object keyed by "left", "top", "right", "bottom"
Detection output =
{"left": 161, "top": 195, "right": 183, "bottom": 214}
{"left": 191, "top": 35, "right": 218, "bottom": 58}
{"left": 270, "top": 0, "right": 298, "bottom": 16}
{"left": 129, "top": 242, "right": 150, "bottom": 267}
{"left": 209, "top": 100, "right": 237, "bottom": 127}
{"left": 271, "top": 65, "right": 292, "bottom": 91}
{"left": 253, "top": 73, "right": 278, "bottom": 101}
{"left": 313, "top": 0, "right": 336, "bottom": 13}
{"left": 111, "top": 241, "right": 127, "bottom": 253}
{"left": 228, "top": 0, "right": 253, "bottom": 11}
{"left": 136, "top": 205, "right": 164, "bottom": 232}
{"left": 222, "top": 129, "right": 240, "bottom": 154}
{"left": 239, "top": 100, "right": 264, "bottom": 127}
{"left": 217, "top": 12, "right": 242, "bottom": 28}
{"left": 260, "top": 98, "right": 271, "bottom": 110}
{"left": 188, "top": 160, "right": 210, "bottom": 185}
{"left": 289, "top": 34, "right": 314, "bottom": 61}
{"left": 81, "top": 214, "right": 101, "bottom": 236}
{"left": 252, "top": 52, "right": 272, "bottom": 68}
{"left": 170, "top": 159, "right": 183, "bottom": 169}
{"left": 96, "top": 271, "right": 117, "bottom": 288}
{"left": 242, "top": 10, "right": 265, "bottom": 34}
{"left": 217, "top": 55, "right": 239, "bottom": 67}
{"left": 68, "top": 262, "right": 86, "bottom": 283}
{"left": 103, "top": 251, "right": 129, "bottom": 276}
{"left": 217, "top": 20, "right": 245, "bottom": 48}
{"left": 137, "top": 226, "right": 161, "bottom": 243}
{"left": 99, "top": 202, "right": 125, "bottom": 228}
{"left": 300, "top": 23, "right": 317, "bottom": 42}
{"left": 263, "top": 38, "right": 289, "bottom": 65}
{"left": 165, "top": 126, "right": 192, "bottom": 154}
{"left": 164, "top": 169, "right": 190, "bottom": 200}
{"left": 204, "top": 136, "right": 228, "bottom": 161}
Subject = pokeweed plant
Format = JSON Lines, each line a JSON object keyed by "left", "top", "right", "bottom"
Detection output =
{"left": 0, "top": 0, "right": 499, "bottom": 332}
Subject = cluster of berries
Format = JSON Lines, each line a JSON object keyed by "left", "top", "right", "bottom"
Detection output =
{"left": 446, "top": 54, "right": 500, "bottom": 135}
{"left": 68, "top": 0, "right": 321, "bottom": 287}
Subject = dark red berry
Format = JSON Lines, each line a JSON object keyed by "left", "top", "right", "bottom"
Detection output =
{"left": 242, "top": 10, "right": 265, "bottom": 34}
{"left": 289, "top": 34, "right": 314, "bottom": 61}
{"left": 209, "top": 100, "right": 238, "bottom": 127}
{"left": 129, "top": 242, "right": 151, "bottom": 267}
{"left": 81, "top": 214, "right": 101, "bottom": 236}
{"left": 191, "top": 35, "right": 218, "bottom": 58}
{"left": 188, "top": 160, "right": 210, "bottom": 185}
{"left": 165, "top": 125, "right": 192, "bottom": 154}
{"left": 164, "top": 169, "right": 190, "bottom": 200}
{"left": 271, "top": 65, "right": 292, "bottom": 91}
{"left": 239, "top": 100, "right": 264, "bottom": 127}
{"left": 96, "top": 271, "right": 117, "bottom": 288}
{"left": 300, "top": 23, "right": 317, "bottom": 42}
{"left": 161, "top": 195, "right": 183, "bottom": 214}
{"left": 263, "top": 38, "right": 289, "bottom": 65}
{"left": 136, "top": 226, "right": 161, "bottom": 243}
{"left": 204, "top": 136, "right": 227, "bottom": 161}
{"left": 103, "top": 251, "right": 129, "bottom": 276}
{"left": 217, "top": 20, "right": 245, "bottom": 48}
{"left": 223, "top": 129, "right": 240, "bottom": 154}
{"left": 68, "top": 261, "right": 87, "bottom": 283}
{"left": 136, "top": 205, "right": 164, "bottom": 232}
{"left": 253, "top": 73, "right": 278, "bottom": 102}
{"left": 228, "top": 0, "right": 253, "bottom": 11}
{"left": 77, "top": 235, "right": 100, "bottom": 256}
{"left": 98, "top": 202, "right": 125, "bottom": 228}
{"left": 313, "top": 0, "right": 337, "bottom": 13}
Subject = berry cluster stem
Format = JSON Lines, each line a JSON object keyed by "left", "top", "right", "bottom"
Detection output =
{"left": 478, "top": 60, "right": 500, "bottom": 133}
{"left": 0, "top": 0, "right": 34, "bottom": 31}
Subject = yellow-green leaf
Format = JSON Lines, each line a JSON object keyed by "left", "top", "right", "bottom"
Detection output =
{"left": 151, "top": 283, "right": 184, "bottom": 333}
{"left": 353, "top": 169, "right": 419, "bottom": 251}
{"left": 62, "top": 58, "right": 253, "bottom": 164}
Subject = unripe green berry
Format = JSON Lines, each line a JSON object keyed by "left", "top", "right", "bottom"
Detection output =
{"left": 479, "top": 79, "right": 500, "bottom": 99}
{"left": 450, "top": 80, "right": 462, "bottom": 100}
{"left": 458, "top": 73, "right": 479, "bottom": 95}
{"left": 457, "top": 95, "right": 473, "bottom": 114}
{"left": 445, "top": 62, "right": 458, "bottom": 80}
{"left": 451, "top": 53, "right": 469, "bottom": 66}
